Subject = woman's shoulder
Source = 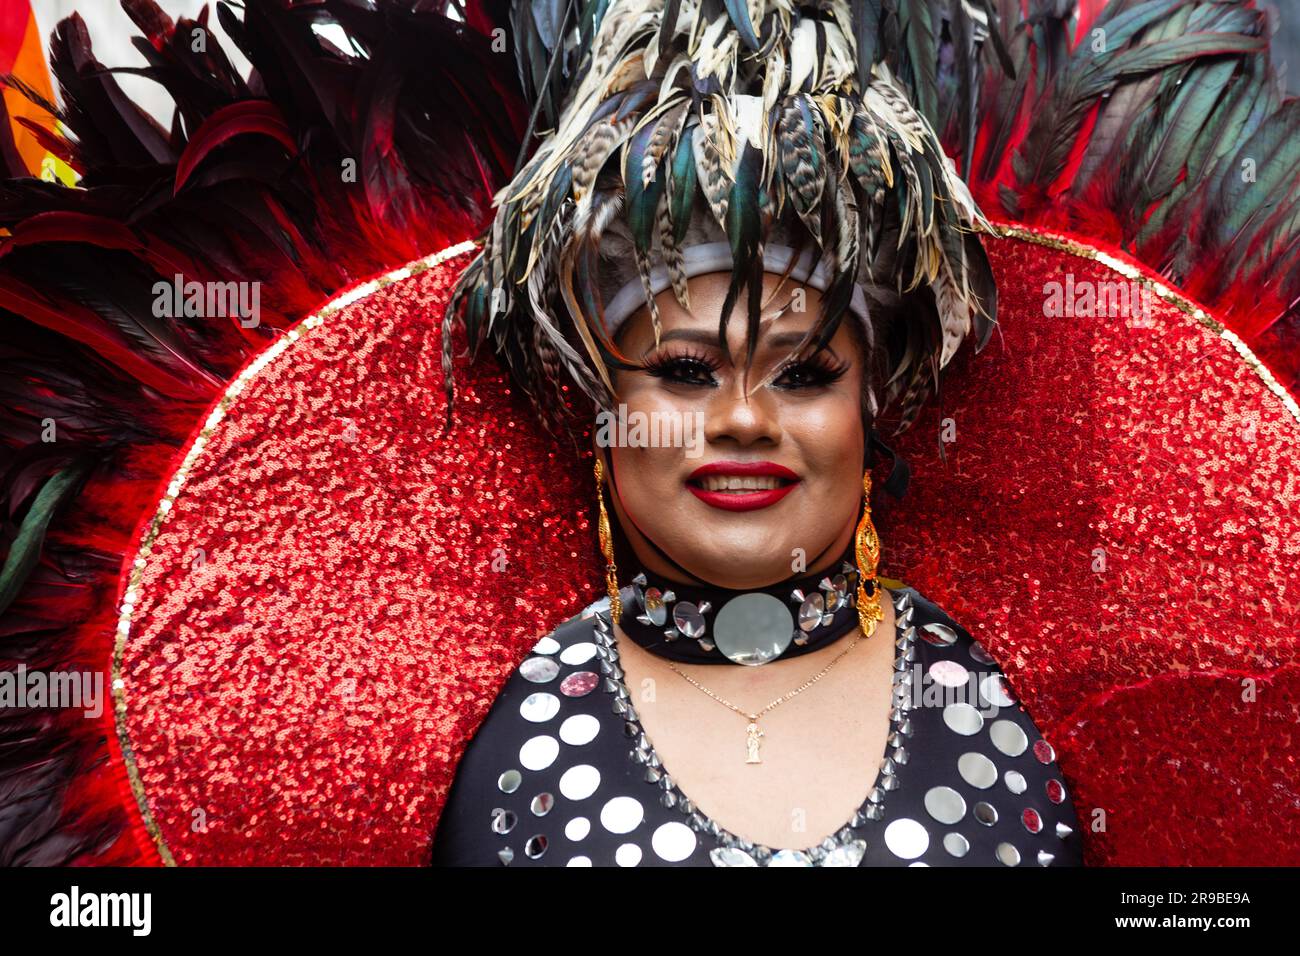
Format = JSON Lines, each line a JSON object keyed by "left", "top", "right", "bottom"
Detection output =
{"left": 893, "top": 583, "right": 1087, "bottom": 866}
{"left": 427, "top": 600, "right": 610, "bottom": 866}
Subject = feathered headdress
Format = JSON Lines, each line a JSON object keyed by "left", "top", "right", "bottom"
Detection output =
{"left": 445, "top": 0, "right": 1005, "bottom": 432}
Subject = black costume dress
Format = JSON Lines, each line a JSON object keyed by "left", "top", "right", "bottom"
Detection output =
{"left": 429, "top": 586, "right": 1086, "bottom": 867}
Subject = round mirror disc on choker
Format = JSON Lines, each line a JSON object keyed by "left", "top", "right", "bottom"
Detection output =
{"left": 712, "top": 593, "right": 795, "bottom": 666}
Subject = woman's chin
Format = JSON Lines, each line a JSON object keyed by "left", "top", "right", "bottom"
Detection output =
{"left": 663, "top": 541, "right": 809, "bottom": 589}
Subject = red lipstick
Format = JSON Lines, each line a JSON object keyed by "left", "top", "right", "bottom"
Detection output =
{"left": 685, "top": 460, "right": 801, "bottom": 512}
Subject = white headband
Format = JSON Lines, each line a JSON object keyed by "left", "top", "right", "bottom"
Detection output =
{"left": 601, "top": 241, "right": 870, "bottom": 337}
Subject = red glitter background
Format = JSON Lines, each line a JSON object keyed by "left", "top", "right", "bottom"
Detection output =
{"left": 112, "top": 229, "right": 1300, "bottom": 866}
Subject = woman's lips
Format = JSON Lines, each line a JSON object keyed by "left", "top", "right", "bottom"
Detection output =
{"left": 685, "top": 461, "right": 801, "bottom": 512}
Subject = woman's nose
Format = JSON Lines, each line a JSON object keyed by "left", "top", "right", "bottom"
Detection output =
{"left": 703, "top": 374, "right": 782, "bottom": 447}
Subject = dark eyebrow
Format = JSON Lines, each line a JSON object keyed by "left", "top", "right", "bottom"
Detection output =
{"left": 651, "top": 327, "right": 842, "bottom": 363}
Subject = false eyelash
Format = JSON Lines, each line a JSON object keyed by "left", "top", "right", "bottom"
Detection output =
{"left": 640, "top": 347, "right": 722, "bottom": 382}
{"left": 771, "top": 352, "right": 851, "bottom": 388}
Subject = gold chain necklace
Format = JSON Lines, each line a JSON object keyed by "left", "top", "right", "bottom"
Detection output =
{"left": 666, "top": 615, "right": 878, "bottom": 765}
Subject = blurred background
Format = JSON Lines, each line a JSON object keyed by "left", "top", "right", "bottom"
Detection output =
{"left": 4, "top": 0, "right": 1300, "bottom": 153}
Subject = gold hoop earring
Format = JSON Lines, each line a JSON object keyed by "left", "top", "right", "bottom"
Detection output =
{"left": 593, "top": 455, "right": 623, "bottom": 621}
{"left": 856, "top": 470, "right": 885, "bottom": 638}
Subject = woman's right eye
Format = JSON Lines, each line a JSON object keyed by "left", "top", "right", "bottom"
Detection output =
{"left": 643, "top": 355, "right": 719, "bottom": 386}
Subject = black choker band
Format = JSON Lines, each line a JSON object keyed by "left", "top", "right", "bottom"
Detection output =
{"left": 612, "top": 549, "right": 878, "bottom": 665}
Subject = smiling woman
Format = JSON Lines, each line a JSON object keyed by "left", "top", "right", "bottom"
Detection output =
{"left": 429, "top": 244, "right": 1085, "bottom": 864}
{"left": 423, "top": 0, "right": 1087, "bottom": 868}
{"left": 426, "top": 0, "right": 1087, "bottom": 861}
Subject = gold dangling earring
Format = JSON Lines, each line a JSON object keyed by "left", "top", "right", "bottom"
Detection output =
{"left": 856, "top": 470, "right": 885, "bottom": 638}
{"left": 593, "top": 455, "right": 623, "bottom": 621}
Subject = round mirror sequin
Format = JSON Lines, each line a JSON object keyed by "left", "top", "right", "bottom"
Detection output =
{"left": 560, "top": 671, "right": 600, "bottom": 697}
{"left": 524, "top": 834, "right": 548, "bottom": 859}
{"left": 968, "top": 642, "right": 996, "bottom": 665}
{"left": 921, "top": 623, "right": 959, "bottom": 646}
{"left": 672, "top": 602, "right": 706, "bottom": 639}
{"left": 958, "top": 752, "right": 998, "bottom": 789}
{"left": 652, "top": 822, "right": 697, "bottom": 862}
{"left": 565, "top": 817, "right": 590, "bottom": 841}
{"left": 980, "top": 673, "right": 1016, "bottom": 707}
{"left": 560, "top": 642, "right": 598, "bottom": 665}
{"left": 497, "top": 769, "right": 522, "bottom": 794}
{"left": 943, "top": 833, "right": 970, "bottom": 858}
{"left": 929, "top": 660, "right": 969, "bottom": 688}
{"left": 641, "top": 588, "right": 668, "bottom": 627}
{"left": 997, "top": 842, "right": 1021, "bottom": 866}
{"left": 559, "top": 765, "right": 600, "bottom": 801}
{"left": 884, "top": 818, "right": 930, "bottom": 859}
{"left": 974, "top": 802, "right": 999, "bottom": 826}
{"left": 559, "top": 713, "right": 600, "bottom": 746}
{"left": 924, "top": 786, "right": 967, "bottom": 825}
{"left": 491, "top": 808, "right": 516, "bottom": 834}
{"left": 943, "top": 703, "right": 984, "bottom": 735}
{"left": 531, "top": 636, "right": 560, "bottom": 655}
{"left": 519, "top": 692, "right": 560, "bottom": 723}
{"left": 531, "top": 793, "right": 554, "bottom": 816}
{"left": 615, "top": 843, "right": 642, "bottom": 867}
{"left": 1005, "top": 770, "right": 1028, "bottom": 794}
{"left": 713, "top": 593, "right": 795, "bottom": 665}
{"left": 519, "top": 735, "right": 559, "bottom": 771}
{"left": 520, "top": 657, "right": 560, "bottom": 683}
{"left": 990, "top": 720, "right": 1029, "bottom": 756}
{"left": 600, "top": 796, "right": 644, "bottom": 834}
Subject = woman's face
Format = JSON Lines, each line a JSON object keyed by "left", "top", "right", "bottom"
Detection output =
{"left": 603, "top": 271, "right": 867, "bottom": 590}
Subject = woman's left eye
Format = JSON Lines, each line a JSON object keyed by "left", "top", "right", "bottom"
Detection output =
{"left": 772, "top": 360, "right": 846, "bottom": 389}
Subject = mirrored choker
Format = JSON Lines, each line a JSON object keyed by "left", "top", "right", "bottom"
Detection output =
{"left": 614, "top": 555, "right": 876, "bottom": 665}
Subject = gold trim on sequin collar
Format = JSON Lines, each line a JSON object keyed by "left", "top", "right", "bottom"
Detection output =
{"left": 991, "top": 222, "right": 1300, "bottom": 424}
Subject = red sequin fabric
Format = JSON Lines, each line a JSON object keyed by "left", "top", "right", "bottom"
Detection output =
{"left": 114, "top": 229, "right": 1299, "bottom": 866}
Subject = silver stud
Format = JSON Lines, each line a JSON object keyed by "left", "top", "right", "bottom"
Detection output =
{"left": 798, "top": 593, "right": 826, "bottom": 631}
